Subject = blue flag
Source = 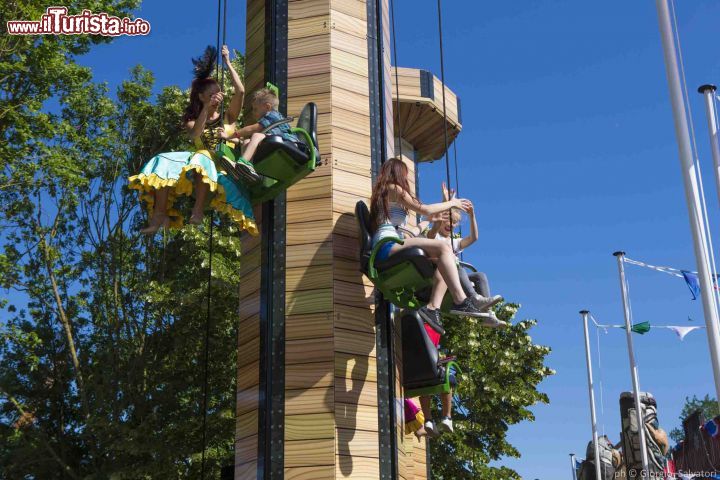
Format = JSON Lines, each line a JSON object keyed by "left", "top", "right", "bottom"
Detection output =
{"left": 682, "top": 270, "right": 700, "bottom": 300}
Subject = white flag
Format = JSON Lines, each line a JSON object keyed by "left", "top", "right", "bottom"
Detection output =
{"left": 666, "top": 325, "right": 702, "bottom": 341}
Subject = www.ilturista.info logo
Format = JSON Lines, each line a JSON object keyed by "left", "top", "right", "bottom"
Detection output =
{"left": 6, "top": 7, "right": 150, "bottom": 36}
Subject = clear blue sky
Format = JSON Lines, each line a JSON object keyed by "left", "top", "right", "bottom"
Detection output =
{"left": 75, "top": 1, "right": 720, "bottom": 478}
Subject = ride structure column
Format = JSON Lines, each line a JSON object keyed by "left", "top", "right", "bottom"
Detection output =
{"left": 235, "top": 0, "right": 397, "bottom": 478}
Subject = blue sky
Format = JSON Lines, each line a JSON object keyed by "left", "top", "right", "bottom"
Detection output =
{"left": 69, "top": 0, "right": 720, "bottom": 478}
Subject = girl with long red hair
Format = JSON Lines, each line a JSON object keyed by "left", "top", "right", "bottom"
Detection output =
{"left": 369, "top": 157, "right": 487, "bottom": 330}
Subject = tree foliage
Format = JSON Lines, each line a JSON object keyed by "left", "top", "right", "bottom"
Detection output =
{"left": 669, "top": 394, "right": 720, "bottom": 443}
{"left": 428, "top": 305, "right": 554, "bottom": 479}
{"left": 0, "top": 3, "right": 246, "bottom": 476}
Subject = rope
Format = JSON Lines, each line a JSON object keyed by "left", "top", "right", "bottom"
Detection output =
{"left": 591, "top": 315, "right": 606, "bottom": 437}
{"left": 435, "top": 0, "right": 454, "bottom": 235}
{"left": 200, "top": 0, "right": 225, "bottom": 474}
{"left": 670, "top": 0, "right": 720, "bottom": 310}
{"left": 200, "top": 213, "right": 215, "bottom": 478}
{"left": 452, "top": 139, "right": 463, "bottom": 250}
{"left": 623, "top": 256, "right": 686, "bottom": 278}
{"left": 215, "top": 0, "right": 221, "bottom": 79}
{"left": 714, "top": 91, "right": 720, "bottom": 141}
{"left": 389, "top": 0, "right": 403, "bottom": 159}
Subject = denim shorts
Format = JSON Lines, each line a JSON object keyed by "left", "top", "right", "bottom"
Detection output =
{"left": 376, "top": 241, "right": 395, "bottom": 262}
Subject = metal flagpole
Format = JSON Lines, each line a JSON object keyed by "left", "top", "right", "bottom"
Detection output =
{"left": 580, "top": 310, "right": 602, "bottom": 480}
{"left": 569, "top": 453, "right": 578, "bottom": 480}
{"left": 698, "top": 84, "right": 720, "bottom": 208}
{"left": 613, "top": 252, "right": 650, "bottom": 475}
{"left": 655, "top": 0, "right": 720, "bottom": 409}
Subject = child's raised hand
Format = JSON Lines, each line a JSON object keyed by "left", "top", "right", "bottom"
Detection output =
{"left": 221, "top": 45, "right": 231, "bottom": 63}
{"left": 441, "top": 182, "right": 456, "bottom": 201}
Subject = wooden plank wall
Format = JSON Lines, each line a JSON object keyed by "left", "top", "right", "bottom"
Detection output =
{"left": 329, "top": 0, "right": 379, "bottom": 478}
{"left": 284, "top": 0, "right": 336, "bottom": 478}
{"left": 237, "top": 1, "right": 432, "bottom": 479}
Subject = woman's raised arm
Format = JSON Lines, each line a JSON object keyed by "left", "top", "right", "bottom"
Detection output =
{"left": 222, "top": 45, "right": 245, "bottom": 124}
{"left": 390, "top": 184, "right": 469, "bottom": 216}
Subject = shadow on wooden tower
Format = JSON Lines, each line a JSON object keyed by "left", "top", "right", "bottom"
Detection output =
{"left": 234, "top": 0, "right": 461, "bottom": 478}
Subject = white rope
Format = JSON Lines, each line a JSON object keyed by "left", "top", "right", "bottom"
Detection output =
{"left": 625, "top": 263, "right": 636, "bottom": 330}
{"left": 593, "top": 319, "right": 607, "bottom": 437}
{"left": 622, "top": 257, "right": 685, "bottom": 278}
{"left": 590, "top": 317, "right": 706, "bottom": 331}
{"left": 670, "top": 0, "right": 720, "bottom": 311}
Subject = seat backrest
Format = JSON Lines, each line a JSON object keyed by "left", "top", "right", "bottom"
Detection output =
{"left": 296, "top": 103, "right": 319, "bottom": 155}
{"left": 355, "top": 201, "right": 373, "bottom": 274}
{"left": 401, "top": 311, "right": 442, "bottom": 387}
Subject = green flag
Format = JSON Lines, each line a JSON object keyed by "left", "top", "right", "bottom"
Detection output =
{"left": 630, "top": 321, "right": 651, "bottom": 334}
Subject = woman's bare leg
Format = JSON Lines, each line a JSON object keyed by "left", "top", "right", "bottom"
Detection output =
{"left": 193, "top": 178, "right": 209, "bottom": 212}
{"left": 140, "top": 187, "right": 170, "bottom": 234}
{"left": 154, "top": 187, "right": 169, "bottom": 214}
{"left": 391, "top": 237, "right": 466, "bottom": 304}
{"left": 429, "top": 270, "right": 448, "bottom": 310}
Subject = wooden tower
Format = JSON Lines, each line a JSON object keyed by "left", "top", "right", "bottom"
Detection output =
{"left": 234, "top": 1, "right": 461, "bottom": 478}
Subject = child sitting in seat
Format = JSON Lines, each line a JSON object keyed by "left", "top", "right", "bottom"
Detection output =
{"left": 425, "top": 183, "right": 506, "bottom": 328}
{"left": 218, "top": 88, "right": 308, "bottom": 183}
{"left": 419, "top": 324, "right": 456, "bottom": 436}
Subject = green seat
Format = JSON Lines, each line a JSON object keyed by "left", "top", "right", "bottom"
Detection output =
{"left": 248, "top": 102, "right": 318, "bottom": 205}
{"left": 355, "top": 201, "right": 436, "bottom": 309}
{"left": 215, "top": 102, "right": 318, "bottom": 205}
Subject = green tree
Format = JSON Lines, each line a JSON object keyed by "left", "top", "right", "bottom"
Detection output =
{"left": 669, "top": 394, "right": 720, "bottom": 443}
{"left": 429, "top": 304, "right": 554, "bottom": 479}
{"left": 0, "top": 2, "right": 248, "bottom": 476}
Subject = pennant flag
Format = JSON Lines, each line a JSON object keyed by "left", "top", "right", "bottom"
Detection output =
{"left": 575, "top": 459, "right": 583, "bottom": 469}
{"left": 702, "top": 416, "right": 720, "bottom": 439}
{"left": 667, "top": 325, "right": 702, "bottom": 341}
{"left": 631, "top": 321, "right": 651, "bottom": 334}
{"left": 682, "top": 270, "right": 700, "bottom": 300}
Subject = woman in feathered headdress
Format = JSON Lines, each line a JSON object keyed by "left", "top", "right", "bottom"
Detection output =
{"left": 128, "top": 45, "right": 257, "bottom": 235}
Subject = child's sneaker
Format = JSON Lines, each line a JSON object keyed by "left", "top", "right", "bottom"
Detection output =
{"left": 417, "top": 306, "right": 445, "bottom": 335}
{"left": 449, "top": 298, "right": 486, "bottom": 318}
{"left": 424, "top": 420, "right": 438, "bottom": 437}
{"left": 471, "top": 294, "right": 504, "bottom": 312}
{"left": 480, "top": 311, "right": 509, "bottom": 329}
{"left": 438, "top": 416, "right": 454, "bottom": 434}
{"left": 234, "top": 158, "right": 262, "bottom": 184}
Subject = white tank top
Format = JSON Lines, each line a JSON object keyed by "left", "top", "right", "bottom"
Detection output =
{"left": 372, "top": 201, "right": 407, "bottom": 246}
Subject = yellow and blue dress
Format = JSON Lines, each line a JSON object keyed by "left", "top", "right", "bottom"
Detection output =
{"left": 128, "top": 116, "right": 258, "bottom": 235}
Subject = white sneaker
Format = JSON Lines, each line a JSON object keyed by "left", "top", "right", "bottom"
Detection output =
{"left": 438, "top": 417, "right": 454, "bottom": 434}
{"left": 480, "top": 311, "right": 509, "bottom": 329}
{"left": 424, "top": 420, "right": 438, "bottom": 436}
{"left": 472, "top": 294, "right": 503, "bottom": 312}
